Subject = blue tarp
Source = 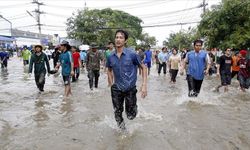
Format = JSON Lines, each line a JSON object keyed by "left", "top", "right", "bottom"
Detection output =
{"left": 0, "top": 36, "right": 15, "bottom": 42}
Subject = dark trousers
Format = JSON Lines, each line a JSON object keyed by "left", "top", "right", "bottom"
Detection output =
{"left": 87, "top": 70, "right": 100, "bottom": 89}
{"left": 170, "top": 69, "right": 178, "bottom": 82}
{"left": 111, "top": 85, "right": 138, "bottom": 126}
{"left": 72, "top": 67, "right": 80, "bottom": 82}
{"left": 158, "top": 62, "right": 166, "bottom": 74}
{"left": 35, "top": 73, "right": 45, "bottom": 91}
{"left": 187, "top": 75, "right": 203, "bottom": 97}
{"left": 1, "top": 61, "right": 7, "bottom": 68}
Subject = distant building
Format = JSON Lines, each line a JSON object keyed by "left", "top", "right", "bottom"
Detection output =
{"left": 12, "top": 29, "right": 53, "bottom": 47}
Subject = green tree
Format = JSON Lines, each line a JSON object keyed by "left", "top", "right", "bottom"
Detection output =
{"left": 163, "top": 28, "right": 198, "bottom": 50}
{"left": 198, "top": 0, "right": 250, "bottom": 49}
{"left": 66, "top": 8, "right": 143, "bottom": 47}
{"left": 137, "top": 32, "right": 157, "bottom": 48}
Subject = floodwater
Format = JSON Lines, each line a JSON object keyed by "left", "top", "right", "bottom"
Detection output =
{"left": 1, "top": 56, "right": 250, "bottom": 150}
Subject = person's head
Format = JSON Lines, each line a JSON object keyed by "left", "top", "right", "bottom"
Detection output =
{"left": 239, "top": 50, "right": 247, "bottom": 58}
{"left": 60, "top": 40, "right": 71, "bottom": 52}
{"left": 71, "top": 46, "right": 78, "bottom": 53}
{"left": 108, "top": 41, "right": 114, "bottom": 50}
{"left": 224, "top": 48, "right": 231, "bottom": 56}
{"left": 172, "top": 48, "right": 178, "bottom": 55}
{"left": 115, "top": 29, "right": 128, "bottom": 48}
{"left": 90, "top": 42, "right": 98, "bottom": 52}
{"left": 193, "top": 39, "right": 203, "bottom": 52}
{"left": 34, "top": 45, "right": 43, "bottom": 53}
{"left": 55, "top": 45, "right": 60, "bottom": 52}
{"left": 162, "top": 47, "right": 167, "bottom": 53}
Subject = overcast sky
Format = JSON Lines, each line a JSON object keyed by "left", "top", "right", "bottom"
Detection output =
{"left": 0, "top": 0, "right": 221, "bottom": 46}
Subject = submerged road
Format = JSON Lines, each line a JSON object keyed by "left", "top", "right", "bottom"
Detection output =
{"left": 0, "top": 56, "right": 250, "bottom": 150}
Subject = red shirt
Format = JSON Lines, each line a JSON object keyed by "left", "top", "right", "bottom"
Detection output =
{"left": 238, "top": 58, "right": 250, "bottom": 78}
{"left": 72, "top": 52, "right": 80, "bottom": 67}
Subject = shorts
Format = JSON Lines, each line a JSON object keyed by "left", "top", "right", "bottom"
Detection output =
{"left": 144, "top": 62, "right": 151, "bottom": 68}
{"left": 63, "top": 75, "right": 71, "bottom": 85}
{"left": 220, "top": 73, "right": 231, "bottom": 86}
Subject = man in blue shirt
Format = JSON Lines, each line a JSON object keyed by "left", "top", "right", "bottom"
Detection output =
{"left": 55, "top": 40, "right": 74, "bottom": 97}
{"left": 181, "top": 39, "right": 210, "bottom": 97}
{"left": 144, "top": 45, "right": 152, "bottom": 75}
{"left": 106, "top": 29, "right": 148, "bottom": 130}
{"left": 158, "top": 47, "right": 169, "bottom": 75}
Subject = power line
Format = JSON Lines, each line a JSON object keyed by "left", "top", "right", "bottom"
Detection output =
{"left": 138, "top": 4, "right": 205, "bottom": 19}
{"left": 0, "top": 3, "right": 31, "bottom": 9}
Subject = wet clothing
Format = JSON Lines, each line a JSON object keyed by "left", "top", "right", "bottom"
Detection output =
{"left": 111, "top": 84, "right": 138, "bottom": 127}
{"left": 218, "top": 55, "right": 232, "bottom": 86}
{"left": 186, "top": 50, "right": 208, "bottom": 80}
{"left": 169, "top": 54, "right": 181, "bottom": 70}
{"left": 218, "top": 55, "right": 232, "bottom": 74}
{"left": 87, "top": 70, "right": 100, "bottom": 89}
{"left": 238, "top": 58, "right": 250, "bottom": 78}
{"left": 29, "top": 52, "right": 50, "bottom": 76}
{"left": 187, "top": 75, "right": 203, "bottom": 97}
{"left": 138, "top": 51, "right": 145, "bottom": 62}
{"left": 52, "top": 50, "right": 60, "bottom": 68}
{"left": 29, "top": 52, "right": 50, "bottom": 91}
{"left": 107, "top": 48, "right": 141, "bottom": 128}
{"left": 72, "top": 52, "right": 80, "bottom": 67}
{"left": 238, "top": 58, "right": 250, "bottom": 89}
{"left": 170, "top": 69, "right": 178, "bottom": 82}
{"left": 22, "top": 49, "right": 31, "bottom": 65}
{"left": 158, "top": 62, "right": 167, "bottom": 74}
{"left": 0, "top": 51, "right": 8, "bottom": 68}
{"left": 185, "top": 50, "right": 209, "bottom": 97}
{"left": 144, "top": 50, "right": 152, "bottom": 68}
{"left": 59, "top": 51, "right": 73, "bottom": 76}
{"left": 232, "top": 56, "right": 240, "bottom": 72}
{"left": 106, "top": 48, "right": 141, "bottom": 92}
{"left": 72, "top": 52, "right": 80, "bottom": 82}
{"left": 86, "top": 50, "right": 103, "bottom": 71}
{"left": 63, "top": 75, "right": 71, "bottom": 85}
{"left": 86, "top": 50, "right": 103, "bottom": 89}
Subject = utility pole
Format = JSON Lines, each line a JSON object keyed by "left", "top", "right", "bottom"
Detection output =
{"left": 31, "top": 0, "right": 44, "bottom": 44}
{"left": 203, "top": 0, "right": 206, "bottom": 14}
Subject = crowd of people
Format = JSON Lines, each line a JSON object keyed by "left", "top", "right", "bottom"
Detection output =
{"left": 1, "top": 29, "right": 250, "bottom": 130}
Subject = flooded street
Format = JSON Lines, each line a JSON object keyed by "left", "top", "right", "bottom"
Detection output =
{"left": 1, "top": 56, "right": 250, "bottom": 150}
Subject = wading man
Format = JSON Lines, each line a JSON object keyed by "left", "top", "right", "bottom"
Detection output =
{"left": 106, "top": 29, "right": 147, "bottom": 130}
{"left": 28, "top": 45, "right": 51, "bottom": 92}
{"left": 181, "top": 39, "right": 210, "bottom": 97}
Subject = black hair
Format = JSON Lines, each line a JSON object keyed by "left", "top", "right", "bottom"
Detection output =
{"left": 193, "top": 39, "right": 203, "bottom": 46}
{"left": 71, "top": 46, "right": 77, "bottom": 50}
{"left": 161, "top": 47, "right": 167, "bottom": 50}
{"left": 61, "top": 44, "right": 71, "bottom": 51}
{"left": 108, "top": 41, "right": 114, "bottom": 45}
{"left": 115, "top": 29, "right": 128, "bottom": 41}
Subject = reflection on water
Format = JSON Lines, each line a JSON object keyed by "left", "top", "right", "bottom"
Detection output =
{"left": 33, "top": 99, "right": 50, "bottom": 127}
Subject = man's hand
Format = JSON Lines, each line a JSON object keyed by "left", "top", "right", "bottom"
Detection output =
{"left": 216, "top": 72, "right": 220, "bottom": 77}
{"left": 140, "top": 84, "right": 147, "bottom": 98}
{"left": 71, "top": 70, "right": 74, "bottom": 76}
{"left": 204, "top": 69, "right": 209, "bottom": 75}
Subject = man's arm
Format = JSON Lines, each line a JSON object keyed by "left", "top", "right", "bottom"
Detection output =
{"left": 205, "top": 53, "right": 211, "bottom": 75}
{"left": 45, "top": 54, "right": 51, "bottom": 73}
{"left": 28, "top": 55, "right": 34, "bottom": 73}
{"left": 138, "top": 63, "right": 147, "bottom": 98}
{"left": 107, "top": 68, "right": 113, "bottom": 87}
